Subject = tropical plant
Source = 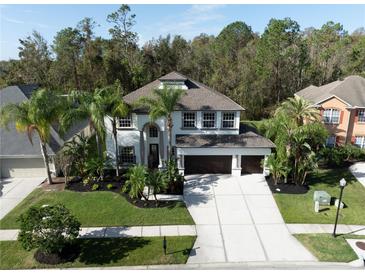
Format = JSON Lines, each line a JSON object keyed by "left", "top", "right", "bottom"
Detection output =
{"left": 0, "top": 89, "right": 65, "bottom": 184}
{"left": 164, "top": 159, "right": 184, "bottom": 184}
{"left": 17, "top": 204, "right": 80, "bottom": 257}
{"left": 61, "top": 88, "right": 107, "bottom": 158}
{"left": 83, "top": 153, "right": 112, "bottom": 184}
{"left": 136, "top": 87, "right": 185, "bottom": 160}
{"left": 61, "top": 134, "right": 92, "bottom": 177}
{"left": 147, "top": 170, "right": 168, "bottom": 205}
{"left": 122, "top": 164, "right": 148, "bottom": 200}
{"left": 275, "top": 96, "right": 321, "bottom": 127}
{"left": 266, "top": 154, "right": 290, "bottom": 185}
{"left": 100, "top": 81, "right": 129, "bottom": 176}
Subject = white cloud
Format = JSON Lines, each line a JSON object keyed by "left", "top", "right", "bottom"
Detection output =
{"left": 145, "top": 4, "right": 225, "bottom": 41}
{"left": 3, "top": 16, "right": 24, "bottom": 24}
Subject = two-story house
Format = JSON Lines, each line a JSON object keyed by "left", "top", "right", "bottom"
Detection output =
{"left": 105, "top": 72, "right": 275, "bottom": 176}
{"left": 295, "top": 75, "right": 365, "bottom": 148}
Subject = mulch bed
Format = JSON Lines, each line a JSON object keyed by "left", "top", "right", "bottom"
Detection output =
{"left": 266, "top": 176, "right": 309, "bottom": 194}
{"left": 34, "top": 243, "right": 80, "bottom": 265}
{"left": 65, "top": 176, "right": 184, "bottom": 209}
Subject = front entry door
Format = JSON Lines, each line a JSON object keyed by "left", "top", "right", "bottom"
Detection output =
{"left": 148, "top": 144, "right": 159, "bottom": 169}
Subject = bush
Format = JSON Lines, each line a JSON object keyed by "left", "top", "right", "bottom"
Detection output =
{"left": 17, "top": 204, "right": 80, "bottom": 258}
{"left": 91, "top": 184, "right": 99, "bottom": 191}
{"left": 164, "top": 159, "right": 184, "bottom": 184}
{"left": 319, "top": 145, "right": 365, "bottom": 167}
{"left": 147, "top": 170, "right": 168, "bottom": 204}
{"left": 106, "top": 183, "right": 114, "bottom": 190}
{"left": 122, "top": 165, "right": 148, "bottom": 200}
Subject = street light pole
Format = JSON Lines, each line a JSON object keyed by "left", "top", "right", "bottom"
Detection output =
{"left": 333, "top": 178, "right": 347, "bottom": 238}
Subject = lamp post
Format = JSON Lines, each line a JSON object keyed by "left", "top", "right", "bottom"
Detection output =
{"left": 333, "top": 178, "right": 347, "bottom": 238}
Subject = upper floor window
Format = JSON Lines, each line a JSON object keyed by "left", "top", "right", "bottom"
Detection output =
{"left": 202, "top": 112, "right": 216, "bottom": 128}
{"left": 119, "top": 115, "right": 132, "bottom": 128}
{"left": 149, "top": 126, "right": 158, "bottom": 138}
{"left": 355, "top": 136, "right": 365, "bottom": 149}
{"left": 119, "top": 146, "right": 135, "bottom": 164}
{"left": 323, "top": 109, "right": 340, "bottom": 124}
{"left": 182, "top": 112, "right": 196, "bottom": 128}
{"left": 222, "top": 112, "right": 235, "bottom": 128}
{"left": 358, "top": 110, "right": 365, "bottom": 123}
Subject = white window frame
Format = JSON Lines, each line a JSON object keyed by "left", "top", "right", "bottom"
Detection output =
{"left": 358, "top": 110, "right": 365, "bottom": 123}
{"left": 182, "top": 112, "right": 196, "bottom": 128}
{"left": 222, "top": 112, "right": 235, "bottom": 129}
{"left": 323, "top": 109, "right": 340, "bottom": 124}
{"left": 119, "top": 146, "right": 135, "bottom": 164}
{"left": 202, "top": 112, "right": 216, "bottom": 129}
{"left": 118, "top": 115, "right": 132, "bottom": 128}
{"left": 355, "top": 136, "right": 365, "bottom": 149}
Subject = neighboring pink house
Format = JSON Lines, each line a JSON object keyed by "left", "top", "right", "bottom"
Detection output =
{"left": 295, "top": 75, "right": 365, "bottom": 148}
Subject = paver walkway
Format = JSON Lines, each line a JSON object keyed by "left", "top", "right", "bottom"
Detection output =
{"left": 287, "top": 224, "right": 365, "bottom": 235}
{"left": 184, "top": 174, "right": 316, "bottom": 264}
{"left": 350, "top": 162, "right": 365, "bottom": 189}
{"left": 0, "top": 177, "right": 43, "bottom": 220}
{"left": 0, "top": 225, "right": 196, "bottom": 241}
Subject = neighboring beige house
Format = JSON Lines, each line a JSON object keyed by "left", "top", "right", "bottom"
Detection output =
{"left": 295, "top": 75, "right": 365, "bottom": 148}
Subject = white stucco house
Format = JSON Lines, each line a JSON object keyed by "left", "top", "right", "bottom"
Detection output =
{"left": 105, "top": 72, "right": 275, "bottom": 176}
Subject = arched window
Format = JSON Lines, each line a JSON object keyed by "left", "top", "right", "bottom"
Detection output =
{"left": 149, "top": 126, "right": 158, "bottom": 138}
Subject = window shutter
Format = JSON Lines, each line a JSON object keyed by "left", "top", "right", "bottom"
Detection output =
{"left": 351, "top": 136, "right": 356, "bottom": 144}
{"left": 354, "top": 110, "right": 359, "bottom": 123}
{"left": 339, "top": 111, "right": 344, "bottom": 124}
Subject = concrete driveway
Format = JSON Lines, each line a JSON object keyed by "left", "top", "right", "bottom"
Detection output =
{"left": 0, "top": 177, "right": 43, "bottom": 220}
{"left": 349, "top": 162, "right": 365, "bottom": 188}
{"left": 184, "top": 174, "right": 316, "bottom": 264}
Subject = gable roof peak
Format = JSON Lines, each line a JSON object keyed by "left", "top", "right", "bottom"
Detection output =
{"left": 159, "top": 71, "right": 188, "bottom": 81}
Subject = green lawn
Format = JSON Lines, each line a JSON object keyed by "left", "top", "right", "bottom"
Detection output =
{"left": 273, "top": 168, "right": 365, "bottom": 225}
{"left": 0, "top": 236, "right": 196, "bottom": 269}
{"left": 294, "top": 234, "right": 365, "bottom": 262}
{"left": 0, "top": 188, "right": 194, "bottom": 229}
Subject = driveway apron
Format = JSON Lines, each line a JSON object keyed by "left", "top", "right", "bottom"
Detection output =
{"left": 0, "top": 177, "right": 43, "bottom": 220}
{"left": 184, "top": 174, "right": 316, "bottom": 264}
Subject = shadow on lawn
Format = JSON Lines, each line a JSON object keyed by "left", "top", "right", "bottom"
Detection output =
{"left": 77, "top": 238, "right": 150, "bottom": 265}
{"left": 307, "top": 168, "right": 357, "bottom": 188}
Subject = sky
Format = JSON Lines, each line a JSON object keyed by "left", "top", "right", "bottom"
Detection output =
{"left": 1, "top": 4, "right": 364, "bottom": 60}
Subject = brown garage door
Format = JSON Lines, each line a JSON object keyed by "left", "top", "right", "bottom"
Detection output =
{"left": 241, "top": 156, "right": 264, "bottom": 174}
{"left": 184, "top": 156, "right": 232, "bottom": 174}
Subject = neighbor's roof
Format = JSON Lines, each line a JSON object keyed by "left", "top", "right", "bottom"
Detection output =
{"left": 175, "top": 132, "right": 275, "bottom": 148}
{"left": 295, "top": 75, "right": 365, "bottom": 107}
{"left": 0, "top": 85, "right": 88, "bottom": 158}
{"left": 124, "top": 71, "right": 244, "bottom": 111}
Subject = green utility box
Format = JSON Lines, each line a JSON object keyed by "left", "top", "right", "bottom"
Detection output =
{"left": 313, "top": 191, "right": 331, "bottom": 206}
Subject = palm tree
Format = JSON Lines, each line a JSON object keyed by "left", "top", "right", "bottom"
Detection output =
{"left": 61, "top": 89, "right": 106, "bottom": 158}
{"left": 0, "top": 89, "right": 65, "bottom": 184}
{"left": 276, "top": 96, "right": 320, "bottom": 127}
{"left": 136, "top": 87, "right": 185, "bottom": 160}
{"left": 100, "top": 84, "right": 129, "bottom": 176}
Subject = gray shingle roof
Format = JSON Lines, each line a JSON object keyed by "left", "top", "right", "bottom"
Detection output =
{"left": 176, "top": 132, "right": 275, "bottom": 148}
{"left": 295, "top": 75, "right": 365, "bottom": 107}
{"left": 0, "top": 85, "right": 88, "bottom": 158}
{"left": 124, "top": 71, "right": 244, "bottom": 111}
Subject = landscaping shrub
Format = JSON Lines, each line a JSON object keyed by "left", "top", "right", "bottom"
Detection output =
{"left": 122, "top": 165, "right": 148, "bottom": 200}
{"left": 147, "top": 170, "right": 168, "bottom": 205}
{"left": 106, "top": 183, "right": 114, "bottom": 190}
{"left": 91, "top": 184, "right": 99, "bottom": 191}
{"left": 17, "top": 204, "right": 80, "bottom": 264}
{"left": 319, "top": 144, "right": 365, "bottom": 167}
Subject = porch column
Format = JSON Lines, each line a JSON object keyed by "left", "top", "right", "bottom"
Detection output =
{"left": 177, "top": 152, "right": 185, "bottom": 175}
{"left": 231, "top": 154, "right": 241, "bottom": 177}
{"left": 140, "top": 131, "right": 145, "bottom": 165}
{"left": 263, "top": 155, "right": 270, "bottom": 176}
{"left": 159, "top": 130, "right": 164, "bottom": 168}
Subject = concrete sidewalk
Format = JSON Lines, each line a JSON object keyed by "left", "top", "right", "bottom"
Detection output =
{"left": 287, "top": 224, "right": 365, "bottom": 235}
{"left": 0, "top": 225, "right": 197, "bottom": 241}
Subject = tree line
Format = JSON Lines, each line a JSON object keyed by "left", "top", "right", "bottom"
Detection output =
{"left": 1, "top": 4, "right": 364, "bottom": 119}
